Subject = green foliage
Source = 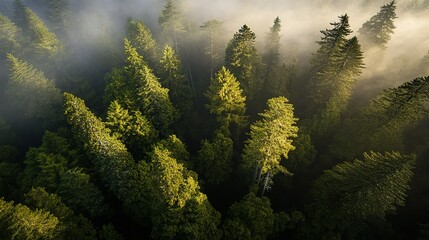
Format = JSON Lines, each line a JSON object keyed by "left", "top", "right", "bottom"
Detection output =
{"left": 310, "top": 151, "right": 415, "bottom": 237}
{"left": 24, "top": 187, "right": 97, "bottom": 240}
{"left": 154, "top": 134, "right": 191, "bottom": 167}
{"left": 284, "top": 131, "right": 316, "bottom": 173}
{"left": 44, "top": 0, "right": 68, "bottom": 32}
{"left": 0, "top": 13, "right": 22, "bottom": 52}
{"left": 158, "top": 0, "right": 184, "bottom": 50}
{"left": 59, "top": 168, "right": 109, "bottom": 218}
{"left": 148, "top": 146, "right": 221, "bottom": 239}
{"left": 222, "top": 192, "right": 283, "bottom": 240}
{"left": 196, "top": 131, "right": 233, "bottom": 185}
{"left": 307, "top": 15, "right": 364, "bottom": 137}
{"left": 159, "top": 45, "right": 193, "bottom": 115}
{"left": 21, "top": 131, "right": 72, "bottom": 192}
{"left": 126, "top": 19, "right": 160, "bottom": 69}
{"left": 225, "top": 24, "right": 263, "bottom": 99}
{"left": 205, "top": 66, "right": 247, "bottom": 129}
{"left": 106, "top": 100, "right": 157, "bottom": 155}
{"left": 64, "top": 93, "right": 137, "bottom": 202}
{"left": 332, "top": 76, "right": 429, "bottom": 159}
{"left": 6, "top": 54, "right": 62, "bottom": 122}
{"left": 0, "top": 197, "right": 59, "bottom": 240}
{"left": 98, "top": 224, "right": 124, "bottom": 240}
{"left": 242, "top": 96, "right": 298, "bottom": 194}
{"left": 200, "top": 19, "right": 225, "bottom": 77}
{"left": 359, "top": 1, "right": 397, "bottom": 49}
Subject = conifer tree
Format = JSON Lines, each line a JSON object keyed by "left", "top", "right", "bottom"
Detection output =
{"left": 262, "top": 17, "right": 282, "bottom": 98}
{"left": 205, "top": 67, "right": 247, "bottom": 129}
{"left": 126, "top": 19, "right": 160, "bottom": 70}
{"left": 332, "top": 76, "right": 429, "bottom": 160}
{"left": 6, "top": 54, "right": 62, "bottom": 122}
{"left": 242, "top": 96, "right": 298, "bottom": 195}
{"left": 0, "top": 13, "right": 21, "bottom": 53}
{"left": 59, "top": 168, "right": 109, "bottom": 218}
{"left": 200, "top": 19, "right": 225, "bottom": 78}
{"left": 148, "top": 146, "right": 221, "bottom": 239}
{"left": 359, "top": 1, "right": 397, "bottom": 49}
{"left": 13, "top": 0, "right": 28, "bottom": 31}
{"left": 0, "top": 197, "right": 59, "bottom": 239}
{"left": 225, "top": 25, "right": 263, "bottom": 99}
{"left": 310, "top": 151, "right": 415, "bottom": 237}
{"left": 159, "top": 45, "right": 193, "bottom": 116}
{"left": 158, "top": 0, "right": 184, "bottom": 52}
{"left": 44, "top": 0, "right": 68, "bottom": 33}
{"left": 196, "top": 130, "right": 233, "bottom": 185}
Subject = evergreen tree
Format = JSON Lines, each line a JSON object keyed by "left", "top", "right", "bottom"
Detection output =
{"left": 13, "top": 0, "right": 28, "bottom": 31}
{"left": 358, "top": 1, "right": 397, "bottom": 49}
{"left": 205, "top": 66, "right": 247, "bottom": 129}
{"left": 148, "top": 146, "right": 221, "bottom": 239}
{"left": 222, "top": 192, "right": 287, "bottom": 239}
{"left": 225, "top": 24, "right": 263, "bottom": 99}
{"left": 158, "top": 0, "right": 184, "bottom": 52}
{"left": 0, "top": 13, "right": 21, "bottom": 53}
{"left": 6, "top": 54, "right": 62, "bottom": 123}
{"left": 200, "top": 19, "right": 225, "bottom": 78}
{"left": 159, "top": 45, "right": 193, "bottom": 116}
{"left": 126, "top": 19, "right": 160, "bottom": 70}
{"left": 331, "top": 76, "right": 429, "bottom": 160}
{"left": 58, "top": 168, "right": 109, "bottom": 218}
{"left": 24, "top": 187, "right": 97, "bottom": 240}
{"left": 310, "top": 152, "right": 415, "bottom": 237}
{"left": 154, "top": 134, "right": 191, "bottom": 167}
{"left": 242, "top": 96, "right": 299, "bottom": 195}
{"left": 196, "top": 130, "right": 233, "bottom": 185}
{"left": 44, "top": 0, "right": 68, "bottom": 33}
{"left": 124, "top": 39, "right": 176, "bottom": 134}
{"left": 0, "top": 197, "right": 59, "bottom": 239}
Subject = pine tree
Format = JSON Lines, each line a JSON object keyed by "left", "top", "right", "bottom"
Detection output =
{"left": 310, "top": 151, "right": 415, "bottom": 237}
{"left": 159, "top": 45, "right": 193, "bottom": 116}
{"left": 6, "top": 54, "right": 62, "bottom": 122}
{"left": 242, "top": 96, "right": 299, "bottom": 195}
{"left": 126, "top": 19, "right": 160, "bottom": 70}
{"left": 358, "top": 1, "right": 397, "bottom": 49}
{"left": 0, "top": 197, "right": 59, "bottom": 239}
{"left": 205, "top": 67, "right": 247, "bottom": 129}
{"left": 0, "top": 13, "right": 22, "bottom": 53}
{"left": 225, "top": 24, "right": 263, "bottom": 99}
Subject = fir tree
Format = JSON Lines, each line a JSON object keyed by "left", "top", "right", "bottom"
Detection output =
{"left": 44, "top": 0, "right": 68, "bottom": 33}
{"left": 359, "top": 1, "right": 397, "bottom": 49}
{"left": 200, "top": 19, "right": 225, "bottom": 78}
{"left": 0, "top": 13, "right": 22, "bottom": 53}
{"left": 242, "top": 96, "right": 299, "bottom": 195}
{"left": 158, "top": 0, "right": 184, "bottom": 52}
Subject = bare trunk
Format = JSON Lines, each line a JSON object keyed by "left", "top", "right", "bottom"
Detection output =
{"left": 261, "top": 171, "right": 271, "bottom": 196}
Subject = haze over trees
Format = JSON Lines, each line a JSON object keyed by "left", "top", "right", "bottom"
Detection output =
{"left": 0, "top": 0, "right": 429, "bottom": 239}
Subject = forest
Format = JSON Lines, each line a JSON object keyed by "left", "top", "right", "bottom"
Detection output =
{"left": 0, "top": 0, "right": 429, "bottom": 239}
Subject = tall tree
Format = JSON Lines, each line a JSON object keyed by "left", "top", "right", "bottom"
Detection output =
{"left": 309, "top": 151, "right": 415, "bottom": 238}
{"left": 6, "top": 54, "right": 62, "bottom": 122}
{"left": 44, "top": 0, "right": 68, "bottom": 33}
{"left": 0, "top": 13, "right": 22, "bottom": 53}
{"left": 158, "top": 0, "right": 184, "bottom": 52}
{"left": 225, "top": 24, "right": 263, "bottom": 100}
{"left": 242, "top": 96, "right": 299, "bottom": 195}
{"left": 159, "top": 45, "right": 193, "bottom": 116}
{"left": 205, "top": 67, "right": 247, "bottom": 130}
{"left": 126, "top": 19, "right": 160, "bottom": 70}
{"left": 200, "top": 19, "right": 225, "bottom": 78}
{"left": 0, "top": 197, "right": 59, "bottom": 239}
{"left": 358, "top": 1, "right": 397, "bottom": 49}
{"left": 331, "top": 76, "right": 429, "bottom": 160}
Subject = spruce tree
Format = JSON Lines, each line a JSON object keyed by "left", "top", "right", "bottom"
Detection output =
{"left": 205, "top": 66, "right": 247, "bottom": 129}
{"left": 358, "top": 1, "right": 397, "bottom": 49}
{"left": 242, "top": 96, "right": 298, "bottom": 195}
{"left": 225, "top": 24, "right": 263, "bottom": 99}
{"left": 44, "top": 0, "right": 68, "bottom": 33}
{"left": 310, "top": 151, "right": 415, "bottom": 237}
{"left": 200, "top": 19, "right": 225, "bottom": 78}
{"left": 158, "top": 0, "right": 184, "bottom": 52}
{"left": 0, "top": 13, "right": 21, "bottom": 53}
